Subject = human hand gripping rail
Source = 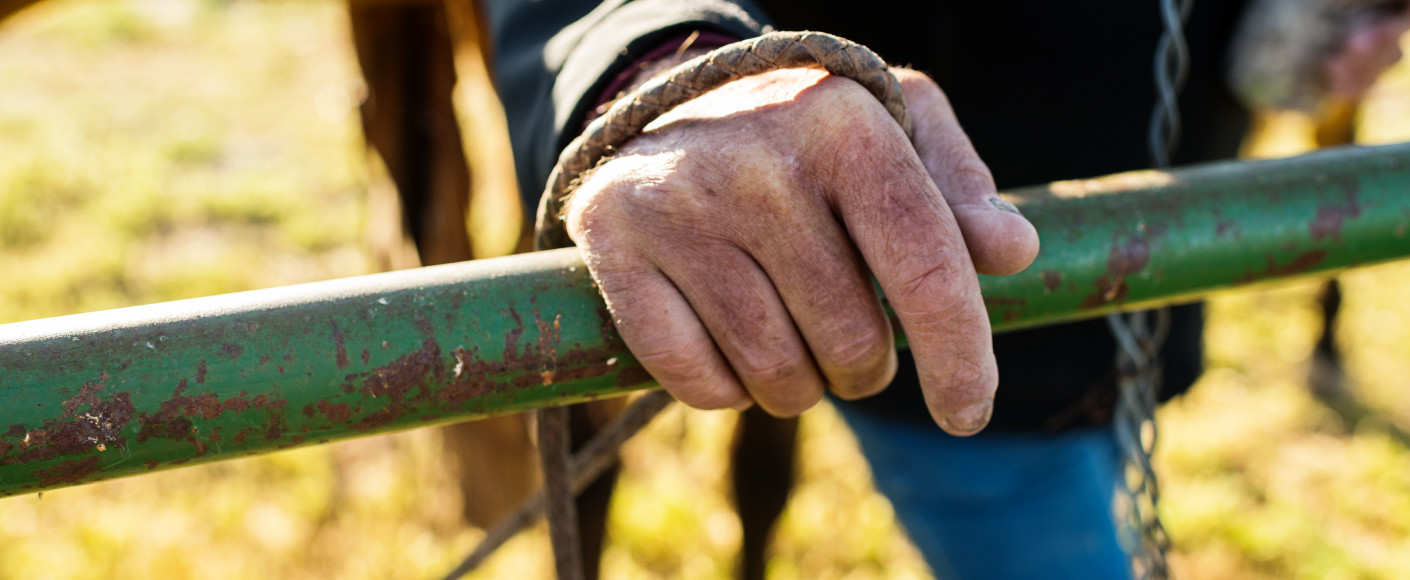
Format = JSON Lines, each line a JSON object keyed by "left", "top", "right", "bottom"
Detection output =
{"left": 535, "top": 31, "right": 1040, "bottom": 434}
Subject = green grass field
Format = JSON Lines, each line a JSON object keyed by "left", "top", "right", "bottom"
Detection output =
{"left": 1, "top": 1, "right": 1409, "bottom": 578}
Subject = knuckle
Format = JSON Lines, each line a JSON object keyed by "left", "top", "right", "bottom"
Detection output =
{"left": 833, "top": 107, "right": 899, "bottom": 146}
{"left": 935, "top": 145, "right": 997, "bottom": 196}
{"left": 890, "top": 67, "right": 932, "bottom": 84}
{"left": 730, "top": 352, "right": 822, "bottom": 417}
{"left": 817, "top": 327, "right": 891, "bottom": 375}
{"left": 832, "top": 378, "right": 888, "bottom": 401}
{"left": 806, "top": 90, "right": 902, "bottom": 147}
{"left": 758, "top": 383, "right": 823, "bottom": 418}
{"left": 633, "top": 346, "right": 738, "bottom": 409}
{"left": 889, "top": 254, "right": 965, "bottom": 304}
{"left": 594, "top": 265, "right": 659, "bottom": 299}
{"left": 732, "top": 353, "right": 802, "bottom": 387}
{"left": 892, "top": 68, "right": 951, "bottom": 106}
{"left": 673, "top": 385, "right": 748, "bottom": 411}
{"left": 901, "top": 294, "right": 982, "bottom": 339}
{"left": 894, "top": 69, "right": 942, "bottom": 96}
{"left": 565, "top": 180, "right": 632, "bottom": 243}
{"left": 943, "top": 145, "right": 995, "bottom": 182}
{"left": 634, "top": 344, "right": 714, "bottom": 382}
{"left": 811, "top": 121, "right": 912, "bottom": 188}
{"left": 819, "top": 330, "right": 895, "bottom": 399}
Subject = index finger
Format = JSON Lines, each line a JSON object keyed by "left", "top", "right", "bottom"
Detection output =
{"left": 814, "top": 82, "right": 997, "bottom": 436}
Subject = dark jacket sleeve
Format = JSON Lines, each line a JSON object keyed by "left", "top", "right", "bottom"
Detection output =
{"left": 484, "top": 0, "right": 772, "bottom": 208}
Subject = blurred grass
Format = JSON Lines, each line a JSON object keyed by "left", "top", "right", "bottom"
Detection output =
{"left": 1, "top": 1, "right": 1409, "bottom": 579}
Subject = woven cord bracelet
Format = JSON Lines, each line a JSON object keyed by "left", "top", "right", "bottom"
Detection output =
{"left": 533, "top": 30, "right": 914, "bottom": 250}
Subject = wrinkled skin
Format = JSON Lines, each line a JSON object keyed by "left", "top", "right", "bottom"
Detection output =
{"left": 567, "top": 12, "right": 1408, "bottom": 436}
{"left": 566, "top": 68, "right": 1039, "bottom": 435}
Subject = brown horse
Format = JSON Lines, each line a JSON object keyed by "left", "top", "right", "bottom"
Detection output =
{"left": 0, "top": 1, "right": 794, "bottom": 577}
{"left": 345, "top": 3, "right": 800, "bottom": 576}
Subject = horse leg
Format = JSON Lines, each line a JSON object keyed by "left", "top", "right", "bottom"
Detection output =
{"left": 350, "top": 0, "right": 543, "bottom": 530}
{"left": 348, "top": 0, "right": 472, "bottom": 268}
{"left": 732, "top": 407, "right": 799, "bottom": 580}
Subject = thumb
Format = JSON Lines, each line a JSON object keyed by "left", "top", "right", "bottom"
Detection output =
{"left": 894, "top": 69, "right": 1040, "bottom": 276}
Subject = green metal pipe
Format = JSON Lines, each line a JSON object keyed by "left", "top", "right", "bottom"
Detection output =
{"left": 2, "top": 143, "right": 1409, "bottom": 497}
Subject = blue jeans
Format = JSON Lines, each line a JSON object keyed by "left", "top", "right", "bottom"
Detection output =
{"left": 835, "top": 403, "right": 1133, "bottom": 580}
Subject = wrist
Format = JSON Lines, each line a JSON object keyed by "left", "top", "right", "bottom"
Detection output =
{"left": 587, "top": 31, "right": 738, "bottom": 123}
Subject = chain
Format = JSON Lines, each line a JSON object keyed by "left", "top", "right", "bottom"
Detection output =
{"left": 1111, "top": 0, "right": 1194, "bottom": 578}
{"left": 1109, "top": 309, "right": 1174, "bottom": 579}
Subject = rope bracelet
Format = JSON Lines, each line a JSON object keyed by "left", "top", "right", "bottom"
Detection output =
{"left": 533, "top": 30, "right": 914, "bottom": 250}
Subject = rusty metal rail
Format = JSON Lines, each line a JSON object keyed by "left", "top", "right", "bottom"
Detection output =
{"left": 2, "top": 143, "right": 1409, "bottom": 497}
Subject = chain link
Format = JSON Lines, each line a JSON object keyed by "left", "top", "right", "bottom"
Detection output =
{"left": 1109, "top": 309, "right": 1174, "bottom": 579}
{"left": 1111, "top": 0, "right": 1195, "bottom": 577}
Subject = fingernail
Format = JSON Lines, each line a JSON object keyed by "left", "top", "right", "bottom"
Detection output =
{"left": 988, "top": 196, "right": 1022, "bottom": 215}
{"left": 943, "top": 399, "right": 993, "bottom": 435}
{"left": 730, "top": 399, "right": 755, "bottom": 411}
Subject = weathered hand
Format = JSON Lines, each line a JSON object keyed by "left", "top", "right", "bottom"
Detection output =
{"left": 1326, "top": 5, "right": 1410, "bottom": 99}
{"left": 566, "top": 67, "right": 1038, "bottom": 435}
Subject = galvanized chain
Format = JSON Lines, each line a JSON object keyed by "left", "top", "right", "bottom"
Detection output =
{"left": 1111, "top": 0, "right": 1194, "bottom": 578}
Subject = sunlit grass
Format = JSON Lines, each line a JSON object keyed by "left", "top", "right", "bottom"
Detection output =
{"left": 1, "top": 1, "right": 1409, "bottom": 579}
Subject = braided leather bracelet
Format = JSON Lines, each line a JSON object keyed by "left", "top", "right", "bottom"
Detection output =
{"left": 534, "top": 30, "right": 914, "bottom": 250}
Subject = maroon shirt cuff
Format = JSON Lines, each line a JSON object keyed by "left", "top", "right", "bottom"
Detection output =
{"left": 587, "top": 31, "right": 740, "bottom": 122}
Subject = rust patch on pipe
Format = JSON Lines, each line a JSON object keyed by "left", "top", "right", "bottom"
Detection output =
{"left": 59, "top": 377, "right": 107, "bottom": 419}
{"left": 315, "top": 401, "right": 352, "bottom": 424}
{"left": 1041, "top": 271, "right": 1062, "bottom": 292}
{"left": 146, "top": 381, "right": 281, "bottom": 422}
{"left": 221, "top": 396, "right": 250, "bottom": 412}
{"left": 1082, "top": 229, "right": 1155, "bottom": 308}
{"left": 233, "top": 427, "right": 256, "bottom": 446}
{"left": 221, "top": 343, "right": 244, "bottom": 361}
{"left": 1310, "top": 195, "right": 1361, "bottom": 242}
{"left": 135, "top": 381, "right": 287, "bottom": 455}
{"left": 1235, "top": 250, "right": 1329, "bottom": 284}
{"left": 195, "top": 360, "right": 208, "bottom": 384}
{"left": 313, "top": 305, "right": 638, "bottom": 432}
{"left": 1215, "top": 219, "right": 1238, "bottom": 238}
{"left": 35, "top": 456, "right": 101, "bottom": 487}
{"left": 344, "top": 315, "right": 443, "bottom": 432}
{"left": 332, "top": 322, "right": 351, "bottom": 370}
{"left": 1107, "top": 234, "right": 1151, "bottom": 276}
{"left": 441, "top": 347, "right": 494, "bottom": 404}
{"left": 302, "top": 400, "right": 352, "bottom": 425}
{"left": 2, "top": 381, "right": 134, "bottom": 466}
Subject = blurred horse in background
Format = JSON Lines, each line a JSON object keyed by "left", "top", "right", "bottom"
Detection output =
{"left": 0, "top": 1, "right": 795, "bottom": 577}
{"left": 343, "top": 6, "right": 794, "bottom": 576}
{"left": 0, "top": 0, "right": 1388, "bottom": 577}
